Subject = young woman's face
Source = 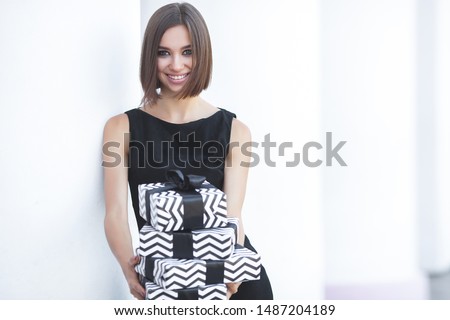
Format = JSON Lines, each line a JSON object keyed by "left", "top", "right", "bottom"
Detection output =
{"left": 157, "top": 25, "right": 193, "bottom": 96}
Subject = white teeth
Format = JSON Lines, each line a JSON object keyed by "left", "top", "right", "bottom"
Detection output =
{"left": 168, "top": 74, "right": 188, "bottom": 80}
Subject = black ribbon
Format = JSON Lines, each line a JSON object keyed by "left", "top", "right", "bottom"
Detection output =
{"left": 166, "top": 169, "right": 205, "bottom": 191}
{"left": 177, "top": 288, "right": 199, "bottom": 300}
{"left": 172, "top": 232, "right": 194, "bottom": 258}
{"left": 145, "top": 170, "right": 213, "bottom": 230}
{"left": 144, "top": 257, "right": 155, "bottom": 282}
{"left": 205, "top": 261, "right": 225, "bottom": 285}
{"left": 177, "top": 189, "right": 204, "bottom": 230}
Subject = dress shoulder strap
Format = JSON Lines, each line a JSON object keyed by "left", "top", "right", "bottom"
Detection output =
{"left": 219, "top": 107, "right": 237, "bottom": 121}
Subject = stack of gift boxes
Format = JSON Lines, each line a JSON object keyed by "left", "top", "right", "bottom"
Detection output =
{"left": 135, "top": 170, "right": 261, "bottom": 300}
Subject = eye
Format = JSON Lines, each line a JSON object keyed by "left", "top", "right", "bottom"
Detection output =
{"left": 157, "top": 50, "right": 169, "bottom": 56}
{"left": 182, "top": 49, "right": 192, "bottom": 56}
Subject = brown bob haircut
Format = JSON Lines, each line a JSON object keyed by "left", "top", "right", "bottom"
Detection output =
{"left": 140, "top": 2, "right": 213, "bottom": 105}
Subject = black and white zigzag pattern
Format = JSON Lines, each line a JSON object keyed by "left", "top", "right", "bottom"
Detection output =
{"left": 154, "top": 259, "right": 206, "bottom": 290}
{"left": 137, "top": 218, "right": 238, "bottom": 259}
{"left": 137, "top": 228, "right": 173, "bottom": 257}
{"left": 200, "top": 187, "right": 227, "bottom": 229}
{"left": 223, "top": 246, "right": 261, "bottom": 283}
{"left": 143, "top": 281, "right": 226, "bottom": 300}
{"left": 141, "top": 187, "right": 227, "bottom": 232}
{"left": 150, "top": 190, "right": 184, "bottom": 231}
{"left": 151, "top": 189, "right": 227, "bottom": 232}
{"left": 136, "top": 257, "right": 207, "bottom": 290}
{"left": 136, "top": 246, "right": 261, "bottom": 290}
{"left": 138, "top": 183, "right": 165, "bottom": 221}
{"left": 135, "top": 257, "right": 147, "bottom": 280}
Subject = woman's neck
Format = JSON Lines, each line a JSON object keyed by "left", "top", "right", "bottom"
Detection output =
{"left": 145, "top": 95, "right": 205, "bottom": 123}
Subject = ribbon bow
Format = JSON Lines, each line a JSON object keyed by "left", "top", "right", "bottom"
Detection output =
{"left": 166, "top": 170, "right": 206, "bottom": 191}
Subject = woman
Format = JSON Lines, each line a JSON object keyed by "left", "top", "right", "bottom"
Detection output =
{"left": 102, "top": 2, "right": 273, "bottom": 300}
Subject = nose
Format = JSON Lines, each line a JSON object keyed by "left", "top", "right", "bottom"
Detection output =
{"left": 170, "top": 54, "right": 184, "bottom": 71}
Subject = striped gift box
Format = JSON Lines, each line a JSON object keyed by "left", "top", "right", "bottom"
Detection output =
{"left": 136, "top": 245, "right": 261, "bottom": 290}
{"left": 137, "top": 218, "right": 238, "bottom": 260}
{"left": 140, "top": 277, "right": 226, "bottom": 300}
{"left": 138, "top": 181, "right": 227, "bottom": 232}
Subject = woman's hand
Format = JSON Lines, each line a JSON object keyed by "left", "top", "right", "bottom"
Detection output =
{"left": 125, "top": 255, "right": 146, "bottom": 300}
{"left": 226, "top": 282, "right": 241, "bottom": 299}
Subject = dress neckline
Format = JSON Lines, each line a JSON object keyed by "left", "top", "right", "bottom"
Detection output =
{"left": 137, "top": 107, "right": 222, "bottom": 126}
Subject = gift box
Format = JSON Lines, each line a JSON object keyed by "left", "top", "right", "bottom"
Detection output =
{"left": 138, "top": 172, "right": 228, "bottom": 232}
{"left": 140, "top": 278, "right": 227, "bottom": 300}
{"left": 137, "top": 218, "right": 239, "bottom": 260}
{"left": 136, "top": 245, "right": 261, "bottom": 290}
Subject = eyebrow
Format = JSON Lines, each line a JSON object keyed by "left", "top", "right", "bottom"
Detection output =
{"left": 158, "top": 45, "right": 192, "bottom": 50}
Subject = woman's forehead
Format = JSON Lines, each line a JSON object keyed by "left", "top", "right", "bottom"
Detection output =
{"left": 159, "top": 25, "right": 191, "bottom": 48}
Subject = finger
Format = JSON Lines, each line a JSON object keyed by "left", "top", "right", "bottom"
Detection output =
{"left": 138, "top": 284, "right": 146, "bottom": 297}
{"left": 226, "top": 286, "right": 238, "bottom": 300}
{"left": 131, "top": 284, "right": 146, "bottom": 300}
{"left": 134, "top": 281, "right": 146, "bottom": 297}
{"left": 131, "top": 289, "right": 145, "bottom": 300}
{"left": 226, "top": 283, "right": 239, "bottom": 294}
{"left": 128, "top": 255, "right": 140, "bottom": 267}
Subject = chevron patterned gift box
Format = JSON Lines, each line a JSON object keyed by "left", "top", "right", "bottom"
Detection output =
{"left": 140, "top": 277, "right": 227, "bottom": 300}
{"left": 136, "top": 245, "right": 261, "bottom": 290}
{"left": 138, "top": 180, "right": 228, "bottom": 232}
{"left": 137, "top": 218, "right": 239, "bottom": 260}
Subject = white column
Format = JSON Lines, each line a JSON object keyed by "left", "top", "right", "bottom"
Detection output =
{"left": 0, "top": 1, "right": 141, "bottom": 298}
{"left": 434, "top": 0, "right": 450, "bottom": 273}
{"left": 141, "top": 0, "right": 324, "bottom": 299}
{"left": 418, "top": 0, "right": 450, "bottom": 273}
{"left": 320, "top": 0, "right": 428, "bottom": 298}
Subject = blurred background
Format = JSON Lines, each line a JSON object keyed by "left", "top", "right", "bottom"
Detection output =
{"left": 0, "top": 0, "right": 448, "bottom": 299}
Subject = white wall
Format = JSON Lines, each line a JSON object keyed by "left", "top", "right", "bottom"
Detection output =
{"left": 320, "top": 0, "right": 427, "bottom": 298}
{"left": 0, "top": 1, "right": 141, "bottom": 299}
{"left": 433, "top": 0, "right": 450, "bottom": 273}
{"left": 141, "top": 0, "right": 324, "bottom": 299}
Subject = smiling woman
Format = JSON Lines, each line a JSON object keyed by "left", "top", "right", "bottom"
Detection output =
{"left": 102, "top": 2, "right": 273, "bottom": 301}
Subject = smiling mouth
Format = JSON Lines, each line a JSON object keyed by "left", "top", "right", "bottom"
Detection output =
{"left": 167, "top": 73, "right": 189, "bottom": 80}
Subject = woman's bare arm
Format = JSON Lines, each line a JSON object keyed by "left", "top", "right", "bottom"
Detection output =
{"left": 223, "top": 118, "right": 252, "bottom": 298}
{"left": 103, "top": 114, "right": 145, "bottom": 299}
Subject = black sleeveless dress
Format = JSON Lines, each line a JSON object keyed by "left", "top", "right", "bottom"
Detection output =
{"left": 125, "top": 107, "right": 273, "bottom": 300}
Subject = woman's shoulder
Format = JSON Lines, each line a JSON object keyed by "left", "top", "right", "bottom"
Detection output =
{"left": 103, "top": 112, "right": 130, "bottom": 138}
{"left": 230, "top": 116, "right": 250, "bottom": 141}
